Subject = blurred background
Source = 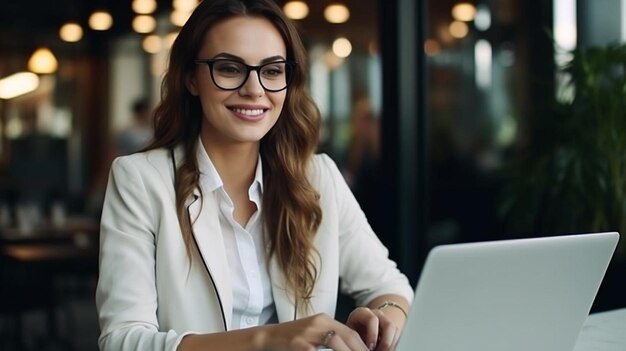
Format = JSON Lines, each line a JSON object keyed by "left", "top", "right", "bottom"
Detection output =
{"left": 0, "top": 0, "right": 624, "bottom": 349}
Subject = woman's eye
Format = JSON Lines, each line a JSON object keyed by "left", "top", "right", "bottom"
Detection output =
{"left": 215, "top": 64, "right": 243, "bottom": 75}
{"left": 262, "top": 66, "right": 285, "bottom": 77}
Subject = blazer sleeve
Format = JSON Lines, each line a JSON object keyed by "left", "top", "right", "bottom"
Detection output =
{"left": 95, "top": 156, "right": 189, "bottom": 351}
{"left": 317, "top": 154, "right": 414, "bottom": 306}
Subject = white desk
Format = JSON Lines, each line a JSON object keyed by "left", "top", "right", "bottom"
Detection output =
{"left": 574, "top": 308, "right": 626, "bottom": 351}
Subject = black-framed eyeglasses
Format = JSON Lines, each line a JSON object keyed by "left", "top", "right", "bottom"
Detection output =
{"left": 194, "top": 58, "right": 296, "bottom": 92}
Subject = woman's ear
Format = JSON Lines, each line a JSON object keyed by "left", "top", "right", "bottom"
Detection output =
{"left": 186, "top": 74, "right": 199, "bottom": 96}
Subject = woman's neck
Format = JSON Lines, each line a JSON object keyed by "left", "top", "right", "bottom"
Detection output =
{"left": 200, "top": 136, "right": 259, "bottom": 195}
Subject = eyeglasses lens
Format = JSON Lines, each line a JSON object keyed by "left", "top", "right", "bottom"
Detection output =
{"left": 210, "top": 60, "right": 290, "bottom": 91}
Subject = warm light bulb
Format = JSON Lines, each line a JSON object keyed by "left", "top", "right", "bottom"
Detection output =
{"left": 283, "top": 1, "right": 309, "bottom": 20}
{"left": 59, "top": 22, "right": 83, "bottom": 42}
{"left": 0, "top": 72, "right": 40, "bottom": 100}
{"left": 133, "top": 0, "right": 157, "bottom": 14}
{"left": 332, "top": 37, "right": 352, "bottom": 58}
{"left": 28, "top": 48, "right": 58, "bottom": 74}
{"left": 173, "top": 0, "right": 199, "bottom": 11}
{"left": 143, "top": 35, "right": 162, "bottom": 54}
{"left": 324, "top": 4, "right": 350, "bottom": 24}
{"left": 89, "top": 11, "right": 113, "bottom": 31}
{"left": 449, "top": 21, "right": 469, "bottom": 39}
{"left": 452, "top": 3, "right": 477, "bottom": 22}
{"left": 133, "top": 15, "right": 157, "bottom": 33}
{"left": 170, "top": 9, "right": 192, "bottom": 27}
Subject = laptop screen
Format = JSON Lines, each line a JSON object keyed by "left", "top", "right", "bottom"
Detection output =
{"left": 395, "top": 232, "right": 619, "bottom": 351}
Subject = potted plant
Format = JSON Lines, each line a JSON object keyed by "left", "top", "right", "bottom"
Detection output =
{"left": 498, "top": 42, "right": 626, "bottom": 254}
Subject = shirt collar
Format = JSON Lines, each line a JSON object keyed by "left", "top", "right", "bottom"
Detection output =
{"left": 197, "top": 140, "right": 222, "bottom": 192}
{"left": 252, "top": 154, "right": 264, "bottom": 193}
{"left": 196, "top": 139, "right": 264, "bottom": 194}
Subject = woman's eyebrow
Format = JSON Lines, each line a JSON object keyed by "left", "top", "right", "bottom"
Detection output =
{"left": 211, "top": 52, "right": 287, "bottom": 63}
{"left": 212, "top": 52, "right": 242, "bottom": 60}
{"left": 260, "top": 55, "right": 287, "bottom": 64}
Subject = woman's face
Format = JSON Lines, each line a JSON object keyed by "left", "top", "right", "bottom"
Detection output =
{"left": 188, "top": 16, "right": 288, "bottom": 150}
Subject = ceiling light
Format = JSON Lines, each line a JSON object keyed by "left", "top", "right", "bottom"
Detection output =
{"left": 324, "top": 4, "right": 350, "bottom": 24}
{"left": 173, "top": 0, "right": 199, "bottom": 11}
{"left": 133, "top": 0, "right": 157, "bottom": 14}
{"left": 449, "top": 21, "right": 469, "bottom": 39}
{"left": 283, "top": 1, "right": 309, "bottom": 20}
{"left": 133, "top": 15, "right": 157, "bottom": 33}
{"left": 0, "top": 72, "right": 40, "bottom": 100}
{"left": 143, "top": 35, "right": 162, "bottom": 54}
{"left": 59, "top": 22, "right": 83, "bottom": 42}
{"left": 170, "top": 0, "right": 199, "bottom": 27}
{"left": 89, "top": 10, "right": 113, "bottom": 31}
{"left": 170, "top": 9, "right": 192, "bottom": 27}
{"left": 28, "top": 48, "right": 58, "bottom": 74}
{"left": 332, "top": 37, "right": 352, "bottom": 58}
{"left": 452, "top": 3, "right": 476, "bottom": 22}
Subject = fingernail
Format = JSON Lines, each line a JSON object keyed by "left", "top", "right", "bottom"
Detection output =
{"left": 368, "top": 343, "right": 375, "bottom": 350}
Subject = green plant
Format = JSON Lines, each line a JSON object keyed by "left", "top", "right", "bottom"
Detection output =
{"left": 498, "top": 43, "right": 626, "bottom": 253}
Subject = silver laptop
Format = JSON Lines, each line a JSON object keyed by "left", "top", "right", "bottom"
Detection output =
{"left": 395, "top": 231, "right": 619, "bottom": 351}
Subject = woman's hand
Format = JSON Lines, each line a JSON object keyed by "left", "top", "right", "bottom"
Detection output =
{"left": 346, "top": 307, "right": 401, "bottom": 351}
{"left": 257, "top": 313, "right": 370, "bottom": 351}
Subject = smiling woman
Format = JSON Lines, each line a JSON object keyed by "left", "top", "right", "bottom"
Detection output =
{"left": 95, "top": 1, "right": 412, "bottom": 351}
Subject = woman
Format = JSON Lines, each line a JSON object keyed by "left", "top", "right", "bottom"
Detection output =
{"left": 95, "top": 0, "right": 413, "bottom": 350}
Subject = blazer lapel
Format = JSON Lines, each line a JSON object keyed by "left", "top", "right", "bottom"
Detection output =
{"left": 187, "top": 188, "right": 233, "bottom": 330}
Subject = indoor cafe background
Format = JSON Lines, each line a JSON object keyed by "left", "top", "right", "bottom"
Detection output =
{"left": 0, "top": 0, "right": 625, "bottom": 350}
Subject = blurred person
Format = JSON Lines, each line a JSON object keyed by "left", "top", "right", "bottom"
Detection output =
{"left": 345, "top": 93, "right": 382, "bottom": 231}
{"left": 7, "top": 111, "right": 67, "bottom": 225}
{"left": 114, "top": 97, "right": 154, "bottom": 155}
{"left": 95, "top": 1, "right": 412, "bottom": 351}
{"left": 85, "top": 98, "right": 154, "bottom": 218}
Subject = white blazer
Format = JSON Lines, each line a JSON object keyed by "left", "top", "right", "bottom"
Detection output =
{"left": 96, "top": 145, "right": 413, "bottom": 351}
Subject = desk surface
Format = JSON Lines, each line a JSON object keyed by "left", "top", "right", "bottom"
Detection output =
{"left": 1, "top": 243, "right": 97, "bottom": 263}
{"left": 574, "top": 308, "right": 626, "bottom": 351}
{"left": 1, "top": 218, "right": 98, "bottom": 264}
{"left": 0, "top": 217, "right": 98, "bottom": 243}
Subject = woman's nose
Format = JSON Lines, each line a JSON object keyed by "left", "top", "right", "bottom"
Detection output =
{"left": 238, "top": 71, "right": 264, "bottom": 97}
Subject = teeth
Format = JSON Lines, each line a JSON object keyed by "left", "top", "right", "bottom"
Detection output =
{"left": 232, "top": 108, "right": 264, "bottom": 116}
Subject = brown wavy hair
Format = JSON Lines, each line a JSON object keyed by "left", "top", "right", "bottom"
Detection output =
{"left": 146, "top": 0, "right": 322, "bottom": 311}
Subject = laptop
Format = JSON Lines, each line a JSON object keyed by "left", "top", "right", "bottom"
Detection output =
{"left": 395, "top": 231, "right": 619, "bottom": 351}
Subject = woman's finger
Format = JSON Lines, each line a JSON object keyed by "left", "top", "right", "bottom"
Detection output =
{"left": 346, "top": 307, "right": 379, "bottom": 348}
{"left": 328, "top": 327, "right": 369, "bottom": 351}
{"left": 372, "top": 309, "right": 397, "bottom": 351}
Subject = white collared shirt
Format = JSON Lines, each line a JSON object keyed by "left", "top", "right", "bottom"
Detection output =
{"left": 198, "top": 147, "right": 276, "bottom": 330}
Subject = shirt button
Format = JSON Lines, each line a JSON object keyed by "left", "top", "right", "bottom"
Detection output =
{"left": 246, "top": 317, "right": 255, "bottom": 325}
